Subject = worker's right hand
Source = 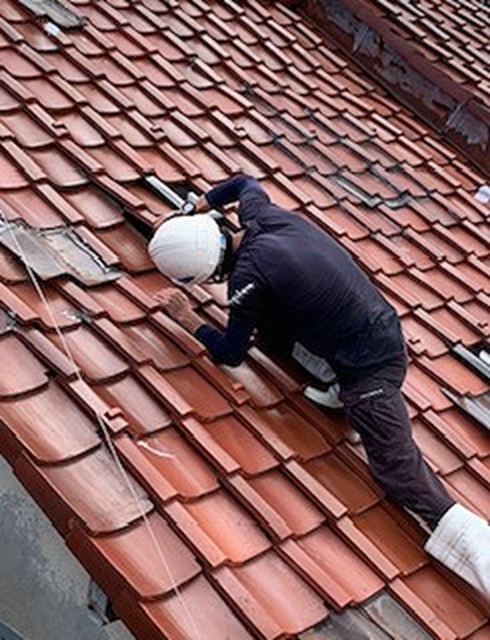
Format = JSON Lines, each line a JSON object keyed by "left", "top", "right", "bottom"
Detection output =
{"left": 193, "top": 194, "right": 209, "bottom": 213}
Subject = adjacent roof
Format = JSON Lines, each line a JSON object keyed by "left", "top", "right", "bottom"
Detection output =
{"left": 0, "top": 0, "right": 488, "bottom": 638}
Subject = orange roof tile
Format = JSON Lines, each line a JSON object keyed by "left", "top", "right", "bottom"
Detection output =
{"left": 0, "top": 0, "right": 488, "bottom": 638}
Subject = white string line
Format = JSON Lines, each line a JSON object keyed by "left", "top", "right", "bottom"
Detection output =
{"left": 0, "top": 213, "right": 203, "bottom": 640}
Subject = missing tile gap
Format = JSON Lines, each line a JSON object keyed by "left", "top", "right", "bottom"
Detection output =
{"left": 442, "top": 387, "right": 490, "bottom": 432}
{"left": 452, "top": 343, "right": 490, "bottom": 382}
{"left": 144, "top": 175, "right": 189, "bottom": 209}
{"left": 333, "top": 174, "right": 382, "bottom": 208}
{"left": 333, "top": 174, "right": 412, "bottom": 210}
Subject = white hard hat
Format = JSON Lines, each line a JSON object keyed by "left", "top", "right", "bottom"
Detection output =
{"left": 148, "top": 215, "right": 224, "bottom": 284}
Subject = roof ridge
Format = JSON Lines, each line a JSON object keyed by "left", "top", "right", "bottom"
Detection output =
{"left": 289, "top": 0, "right": 490, "bottom": 175}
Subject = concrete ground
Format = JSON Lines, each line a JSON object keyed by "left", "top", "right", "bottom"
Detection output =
{"left": 0, "top": 457, "right": 134, "bottom": 640}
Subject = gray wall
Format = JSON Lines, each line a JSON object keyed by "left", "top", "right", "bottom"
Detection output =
{"left": 0, "top": 457, "right": 134, "bottom": 640}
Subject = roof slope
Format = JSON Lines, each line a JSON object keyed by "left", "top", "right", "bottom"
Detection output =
{"left": 294, "top": 0, "right": 490, "bottom": 174}
{"left": 0, "top": 0, "right": 489, "bottom": 638}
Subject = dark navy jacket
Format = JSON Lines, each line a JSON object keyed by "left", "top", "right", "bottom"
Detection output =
{"left": 196, "top": 175, "right": 405, "bottom": 383}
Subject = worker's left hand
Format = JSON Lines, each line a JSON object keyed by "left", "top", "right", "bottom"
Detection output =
{"left": 155, "top": 287, "right": 191, "bottom": 322}
{"left": 154, "top": 287, "right": 204, "bottom": 334}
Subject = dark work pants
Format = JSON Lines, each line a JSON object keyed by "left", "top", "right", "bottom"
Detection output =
{"left": 339, "top": 354, "right": 455, "bottom": 529}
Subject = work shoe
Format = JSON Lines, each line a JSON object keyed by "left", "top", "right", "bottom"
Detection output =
{"left": 303, "top": 384, "right": 361, "bottom": 443}
{"left": 425, "top": 503, "right": 490, "bottom": 601}
{"left": 304, "top": 383, "right": 344, "bottom": 409}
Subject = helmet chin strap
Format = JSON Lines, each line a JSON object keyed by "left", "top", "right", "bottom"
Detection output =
{"left": 210, "top": 228, "right": 234, "bottom": 282}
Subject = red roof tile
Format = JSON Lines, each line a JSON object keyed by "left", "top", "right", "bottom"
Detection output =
{"left": 127, "top": 575, "right": 255, "bottom": 640}
{"left": 215, "top": 552, "right": 328, "bottom": 638}
{"left": 49, "top": 325, "right": 129, "bottom": 382}
{"left": 402, "top": 566, "right": 489, "bottom": 637}
{"left": 4, "top": 282, "right": 81, "bottom": 329}
{"left": 15, "top": 447, "right": 153, "bottom": 535}
{"left": 239, "top": 402, "right": 332, "bottom": 462}
{"left": 248, "top": 468, "right": 326, "bottom": 536}
{"left": 199, "top": 414, "right": 278, "bottom": 475}
{"left": 0, "top": 379, "right": 99, "bottom": 462}
{"left": 304, "top": 452, "right": 382, "bottom": 514}
{"left": 281, "top": 526, "right": 384, "bottom": 606}
{"left": 0, "top": 334, "right": 48, "bottom": 397}
{"left": 353, "top": 505, "right": 428, "bottom": 576}
{"left": 163, "top": 366, "right": 232, "bottom": 420}
{"left": 97, "top": 373, "right": 173, "bottom": 435}
{"left": 0, "top": 0, "right": 488, "bottom": 637}
{"left": 68, "top": 512, "right": 201, "bottom": 599}
{"left": 166, "top": 489, "right": 270, "bottom": 566}
{"left": 116, "top": 427, "right": 219, "bottom": 501}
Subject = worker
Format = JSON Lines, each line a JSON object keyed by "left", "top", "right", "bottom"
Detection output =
{"left": 149, "top": 174, "right": 490, "bottom": 600}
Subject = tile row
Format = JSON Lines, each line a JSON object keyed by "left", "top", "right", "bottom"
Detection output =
{"left": 370, "top": 0, "right": 490, "bottom": 104}
{"left": 0, "top": 1, "right": 488, "bottom": 638}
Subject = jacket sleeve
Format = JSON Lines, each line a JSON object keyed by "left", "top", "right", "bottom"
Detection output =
{"left": 195, "top": 318, "right": 253, "bottom": 367}
{"left": 206, "top": 175, "right": 270, "bottom": 225}
{"left": 195, "top": 271, "right": 266, "bottom": 366}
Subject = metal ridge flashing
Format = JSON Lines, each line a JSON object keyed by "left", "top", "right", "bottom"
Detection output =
{"left": 286, "top": 0, "right": 490, "bottom": 175}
